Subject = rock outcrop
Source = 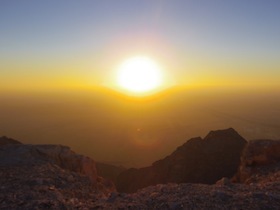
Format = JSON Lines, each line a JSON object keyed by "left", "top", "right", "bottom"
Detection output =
{"left": 0, "top": 138, "right": 115, "bottom": 209}
{"left": 234, "top": 139, "right": 280, "bottom": 184}
{"left": 116, "top": 128, "right": 247, "bottom": 193}
{"left": 0, "top": 143, "right": 100, "bottom": 182}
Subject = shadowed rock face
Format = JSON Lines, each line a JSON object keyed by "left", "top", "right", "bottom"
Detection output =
{"left": 0, "top": 136, "right": 22, "bottom": 146}
{"left": 116, "top": 128, "right": 247, "bottom": 193}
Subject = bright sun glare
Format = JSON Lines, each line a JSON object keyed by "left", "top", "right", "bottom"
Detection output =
{"left": 117, "top": 57, "right": 162, "bottom": 94}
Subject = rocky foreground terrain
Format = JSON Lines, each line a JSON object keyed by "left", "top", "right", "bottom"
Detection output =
{"left": 1, "top": 129, "right": 280, "bottom": 209}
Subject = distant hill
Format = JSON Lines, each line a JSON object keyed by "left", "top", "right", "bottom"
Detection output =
{"left": 116, "top": 128, "right": 247, "bottom": 193}
{"left": 96, "top": 162, "right": 126, "bottom": 183}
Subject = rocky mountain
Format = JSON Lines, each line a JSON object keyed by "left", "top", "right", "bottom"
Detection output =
{"left": 116, "top": 128, "right": 247, "bottom": 193}
{"left": 1, "top": 131, "right": 280, "bottom": 209}
{"left": 92, "top": 135, "right": 280, "bottom": 209}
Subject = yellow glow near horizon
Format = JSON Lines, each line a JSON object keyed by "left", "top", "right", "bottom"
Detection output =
{"left": 117, "top": 57, "right": 163, "bottom": 94}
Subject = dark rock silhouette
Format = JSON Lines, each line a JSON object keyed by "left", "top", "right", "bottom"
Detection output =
{"left": 0, "top": 136, "right": 22, "bottom": 146}
{"left": 234, "top": 139, "right": 280, "bottom": 183}
{"left": 116, "top": 128, "right": 247, "bottom": 193}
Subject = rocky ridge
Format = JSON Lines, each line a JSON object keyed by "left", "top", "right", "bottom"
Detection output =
{"left": 116, "top": 128, "right": 247, "bottom": 193}
{"left": 0, "top": 137, "right": 115, "bottom": 209}
{"left": 1, "top": 129, "right": 280, "bottom": 209}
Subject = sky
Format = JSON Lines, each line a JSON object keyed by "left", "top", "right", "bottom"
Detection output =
{"left": 1, "top": 0, "right": 280, "bottom": 92}
{"left": 1, "top": 0, "right": 280, "bottom": 167}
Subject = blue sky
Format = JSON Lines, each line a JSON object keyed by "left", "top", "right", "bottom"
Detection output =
{"left": 1, "top": 0, "right": 279, "bottom": 90}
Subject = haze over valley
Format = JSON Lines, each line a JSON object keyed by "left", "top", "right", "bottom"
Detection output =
{"left": 1, "top": 87, "right": 279, "bottom": 167}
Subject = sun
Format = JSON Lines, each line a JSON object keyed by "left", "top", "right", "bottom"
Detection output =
{"left": 117, "top": 56, "right": 163, "bottom": 94}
